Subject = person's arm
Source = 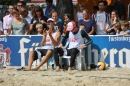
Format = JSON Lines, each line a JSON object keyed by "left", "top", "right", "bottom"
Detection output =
{"left": 40, "top": 29, "right": 47, "bottom": 46}
{"left": 49, "top": 31, "right": 61, "bottom": 46}
{"left": 81, "top": 30, "right": 92, "bottom": 45}
{"left": 3, "top": 17, "right": 7, "bottom": 30}
{"left": 61, "top": 31, "right": 69, "bottom": 45}
{"left": 6, "top": 20, "right": 12, "bottom": 36}
{"left": 88, "top": 26, "right": 95, "bottom": 35}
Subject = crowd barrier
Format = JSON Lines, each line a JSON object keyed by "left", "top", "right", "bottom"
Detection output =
{"left": 0, "top": 35, "right": 130, "bottom": 68}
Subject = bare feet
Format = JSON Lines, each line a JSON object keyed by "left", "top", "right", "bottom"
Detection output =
{"left": 68, "top": 67, "right": 72, "bottom": 72}
{"left": 55, "top": 66, "right": 60, "bottom": 72}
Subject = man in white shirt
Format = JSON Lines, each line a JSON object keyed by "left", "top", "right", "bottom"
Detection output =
{"left": 92, "top": 1, "right": 110, "bottom": 35}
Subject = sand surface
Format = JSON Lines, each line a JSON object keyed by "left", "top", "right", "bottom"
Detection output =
{"left": 0, "top": 66, "right": 130, "bottom": 86}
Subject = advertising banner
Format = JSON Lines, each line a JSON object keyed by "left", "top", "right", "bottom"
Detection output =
{"left": 0, "top": 35, "right": 130, "bottom": 68}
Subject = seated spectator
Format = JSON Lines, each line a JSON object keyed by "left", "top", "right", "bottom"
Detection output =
{"left": 113, "top": 22, "right": 121, "bottom": 35}
{"left": 105, "top": 10, "right": 120, "bottom": 35}
{"left": 79, "top": 24, "right": 86, "bottom": 30}
{"left": 119, "top": 20, "right": 130, "bottom": 35}
{"left": 78, "top": 9, "right": 96, "bottom": 35}
{"left": 6, "top": 8, "right": 29, "bottom": 35}
{"left": 35, "top": 23, "right": 45, "bottom": 35}
{"left": 63, "top": 13, "right": 72, "bottom": 35}
{"left": 53, "top": 21, "right": 92, "bottom": 72}
{"left": 24, "top": 18, "right": 61, "bottom": 71}
{"left": 29, "top": 6, "right": 48, "bottom": 34}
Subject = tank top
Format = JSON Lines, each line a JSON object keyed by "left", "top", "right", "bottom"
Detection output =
{"left": 41, "top": 31, "right": 57, "bottom": 50}
{"left": 68, "top": 29, "right": 84, "bottom": 49}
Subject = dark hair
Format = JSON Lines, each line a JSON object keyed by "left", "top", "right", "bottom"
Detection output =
{"left": 17, "top": 1, "right": 24, "bottom": 5}
{"left": 33, "top": 6, "right": 44, "bottom": 18}
{"left": 8, "top": 4, "right": 14, "bottom": 7}
{"left": 93, "top": 5, "right": 99, "bottom": 11}
{"left": 103, "top": 1, "right": 108, "bottom": 6}
{"left": 46, "top": 0, "right": 53, "bottom": 4}
{"left": 98, "top": 1, "right": 105, "bottom": 5}
{"left": 63, "top": 13, "right": 72, "bottom": 20}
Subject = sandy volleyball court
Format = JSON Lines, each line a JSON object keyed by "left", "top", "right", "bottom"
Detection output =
{"left": 0, "top": 66, "right": 130, "bottom": 86}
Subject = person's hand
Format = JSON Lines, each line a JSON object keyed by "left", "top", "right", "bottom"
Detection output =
{"left": 40, "top": 20, "right": 45, "bottom": 24}
{"left": 78, "top": 44, "right": 86, "bottom": 49}
{"left": 47, "top": 28, "right": 52, "bottom": 36}
{"left": 58, "top": 43, "right": 63, "bottom": 48}
{"left": 123, "top": 32, "right": 128, "bottom": 35}
{"left": 5, "top": 33, "right": 9, "bottom": 36}
{"left": 33, "top": 20, "right": 37, "bottom": 24}
{"left": 43, "top": 29, "right": 47, "bottom": 37}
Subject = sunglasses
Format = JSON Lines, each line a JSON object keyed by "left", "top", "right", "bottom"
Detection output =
{"left": 17, "top": 5, "right": 23, "bottom": 7}
{"left": 47, "top": 22, "right": 54, "bottom": 25}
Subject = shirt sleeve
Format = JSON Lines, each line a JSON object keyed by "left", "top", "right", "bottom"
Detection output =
{"left": 3, "top": 16, "right": 7, "bottom": 29}
{"left": 61, "top": 31, "right": 69, "bottom": 44}
{"left": 81, "top": 30, "right": 93, "bottom": 45}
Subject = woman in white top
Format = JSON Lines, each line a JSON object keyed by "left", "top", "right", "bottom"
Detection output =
{"left": 25, "top": 18, "right": 61, "bottom": 71}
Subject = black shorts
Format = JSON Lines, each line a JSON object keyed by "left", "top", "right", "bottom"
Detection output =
{"left": 33, "top": 49, "right": 53, "bottom": 61}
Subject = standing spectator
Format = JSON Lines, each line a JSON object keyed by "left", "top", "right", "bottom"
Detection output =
{"left": 92, "top": 1, "right": 110, "bottom": 35}
{"left": 28, "top": 4, "right": 35, "bottom": 19}
{"left": 45, "top": 0, "right": 56, "bottom": 18}
{"left": 63, "top": 13, "right": 72, "bottom": 35}
{"left": 76, "top": 3, "right": 84, "bottom": 22}
{"left": 51, "top": 11, "right": 63, "bottom": 34}
{"left": 79, "top": 9, "right": 96, "bottom": 35}
{"left": 29, "top": 6, "right": 48, "bottom": 34}
{"left": 17, "top": 1, "right": 24, "bottom": 11}
{"left": 3, "top": 4, "right": 14, "bottom": 35}
{"left": 105, "top": 10, "right": 120, "bottom": 35}
{"left": 6, "top": 8, "right": 29, "bottom": 35}
{"left": 112, "top": 0, "right": 126, "bottom": 20}
{"left": 20, "top": 7, "right": 31, "bottom": 25}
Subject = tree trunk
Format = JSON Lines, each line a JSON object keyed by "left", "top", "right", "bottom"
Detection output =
{"left": 56, "top": 0, "right": 73, "bottom": 20}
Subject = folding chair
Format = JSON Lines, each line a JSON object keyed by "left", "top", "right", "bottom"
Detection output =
{"left": 32, "top": 47, "right": 48, "bottom": 70}
{"left": 58, "top": 41, "right": 87, "bottom": 71}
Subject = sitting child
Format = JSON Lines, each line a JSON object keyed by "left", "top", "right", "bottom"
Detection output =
{"left": 113, "top": 22, "right": 121, "bottom": 35}
{"left": 36, "top": 23, "right": 47, "bottom": 35}
{"left": 79, "top": 24, "right": 86, "bottom": 30}
{"left": 119, "top": 20, "right": 130, "bottom": 35}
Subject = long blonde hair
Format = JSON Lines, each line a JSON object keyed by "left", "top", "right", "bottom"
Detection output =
{"left": 110, "top": 10, "right": 120, "bottom": 24}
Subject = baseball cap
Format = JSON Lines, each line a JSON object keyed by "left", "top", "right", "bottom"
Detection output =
{"left": 47, "top": 18, "right": 54, "bottom": 22}
{"left": 66, "top": 21, "right": 76, "bottom": 31}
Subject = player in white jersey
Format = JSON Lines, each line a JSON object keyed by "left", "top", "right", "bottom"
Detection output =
{"left": 25, "top": 18, "right": 61, "bottom": 71}
{"left": 53, "top": 21, "right": 92, "bottom": 72}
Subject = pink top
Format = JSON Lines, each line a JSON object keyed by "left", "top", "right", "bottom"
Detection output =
{"left": 3, "top": 14, "right": 14, "bottom": 34}
{"left": 3, "top": 14, "right": 14, "bottom": 30}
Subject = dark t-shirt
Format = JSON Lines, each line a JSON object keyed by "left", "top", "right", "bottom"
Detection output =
{"left": 113, "top": 1, "right": 126, "bottom": 19}
{"left": 78, "top": 19, "right": 96, "bottom": 33}
{"left": 31, "top": 16, "right": 48, "bottom": 34}
{"left": 54, "top": 22, "right": 63, "bottom": 34}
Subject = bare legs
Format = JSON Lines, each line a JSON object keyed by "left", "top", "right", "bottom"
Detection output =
{"left": 25, "top": 50, "right": 52, "bottom": 71}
